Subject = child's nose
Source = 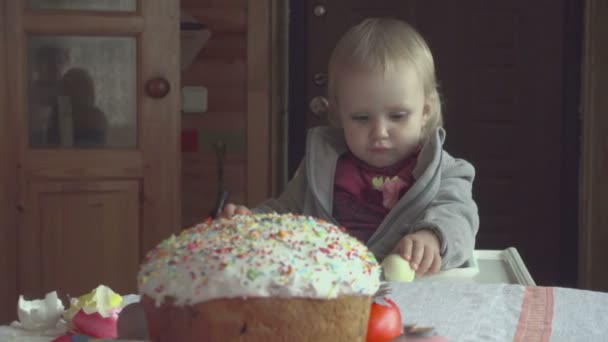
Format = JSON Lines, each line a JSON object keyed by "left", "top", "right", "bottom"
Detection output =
{"left": 371, "top": 120, "right": 389, "bottom": 139}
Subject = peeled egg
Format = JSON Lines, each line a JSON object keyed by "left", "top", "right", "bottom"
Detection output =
{"left": 17, "top": 291, "right": 64, "bottom": 331}
{"left": 381, "top": 254, "right": 416, "bottom": 282}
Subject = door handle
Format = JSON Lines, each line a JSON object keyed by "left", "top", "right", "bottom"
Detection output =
{"left": 145, "top": 77, "right": 171, "bottom": 99}
{"left": 309, "top": 96, "right": 329, "bottom": 117}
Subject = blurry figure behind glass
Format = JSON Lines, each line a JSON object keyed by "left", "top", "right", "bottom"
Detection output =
{"left": 29, "top": 44, "right": 108, "bottom": 148}
{"left": 54, "top": 68, "right": 108, "bottom": 147}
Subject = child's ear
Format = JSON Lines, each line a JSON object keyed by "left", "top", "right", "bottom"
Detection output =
{"left": 422, "top": 102, "right": 431, "bottom": 124}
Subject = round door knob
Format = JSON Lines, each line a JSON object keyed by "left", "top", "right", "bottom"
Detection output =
{"left": 145, "top": 77, "right": 171, "bottom": 99}
{"left": 309, "top": 96, "right": 329, "bottom": 117}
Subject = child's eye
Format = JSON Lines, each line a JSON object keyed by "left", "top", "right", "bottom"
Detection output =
{"left": 389, "top": 112, "right": 410, "bottom": 120}
{"left": 350, "top": 113, "right": 369, "bottom": 121}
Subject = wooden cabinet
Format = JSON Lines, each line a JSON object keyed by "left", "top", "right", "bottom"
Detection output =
{"left": 0, "top": 0, "right": 181, "bottom": 322}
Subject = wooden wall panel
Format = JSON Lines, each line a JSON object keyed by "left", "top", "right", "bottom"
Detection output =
{"left": 183, "top": 59, "right": 246, "bottom": 87}
{"left": 180, "top": 0, "right": 283, "bottom": 226}
{"left": 180, "top": 0, "right": 249, "bottom": 226}
{"left": 246, "top": 0, "right": 272, "bottom": 206}
{"left": 202, "top": 33, "right": 248, "bottom": 58}
{"left": 182, "top": 155, "right": 247, "bottom": 227}
{"left": 185, "top": 8, "right": 247, "bottom": 33}
{"left": 205, "top": 86, "right": 247, "bottom": 112}
{"left": 182, "top": 112, "right": 246, "bottom": 130}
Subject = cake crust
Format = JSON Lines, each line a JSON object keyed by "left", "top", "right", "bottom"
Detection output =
{"left": 142, "top": 294, "right": 372, "bottom": 342}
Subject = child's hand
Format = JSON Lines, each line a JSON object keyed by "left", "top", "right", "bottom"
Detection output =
{"left": 393, "top": 229, "right": 442, "bottom": 277}
{"left": 221, "top": 203, "right": 252, "bottom": 218}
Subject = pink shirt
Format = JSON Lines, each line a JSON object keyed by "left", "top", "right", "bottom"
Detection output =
{"left": 333, "top": 149, "right": 420, "bottom": 242}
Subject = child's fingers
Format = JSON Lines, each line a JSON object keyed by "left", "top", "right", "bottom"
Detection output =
{"left": 221, "top": 203, "right": 236, "bottom": 218}
{"left": 428, "top": 253, "right": 442, "bottom": 275}
{"left": 401, "top": 238, "right": 414, "bottom": 261}
{"left": 416, "top": 248, "right": 434, "bottom": 276}
{"left": 234, "top": 205, "right": 251, "bottom": 215}
{"left": 409, "top": 241, "right": 424, "bottom": 270}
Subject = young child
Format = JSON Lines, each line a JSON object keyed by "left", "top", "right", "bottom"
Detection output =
{"left": 223, "top": 18, "right": 479, "bottom": 277}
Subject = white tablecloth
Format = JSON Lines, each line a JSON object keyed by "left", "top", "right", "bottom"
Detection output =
{"left": 3, "top": 282, "right": 608, "bottom": 342}
{"left": 388, "top": 282, "right": 608, "bottom": 341}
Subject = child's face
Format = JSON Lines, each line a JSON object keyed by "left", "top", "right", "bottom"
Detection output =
{"left": 336, "top": 66, "right": 429, "bottom": 168}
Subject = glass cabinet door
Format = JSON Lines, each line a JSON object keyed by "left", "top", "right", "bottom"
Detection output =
{"left": 28, "top": 36, "right": 137, "bottom": 148}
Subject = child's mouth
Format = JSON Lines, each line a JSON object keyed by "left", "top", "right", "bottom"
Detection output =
{"left": 370, "top": 147, "right": 390, "bottom": 152}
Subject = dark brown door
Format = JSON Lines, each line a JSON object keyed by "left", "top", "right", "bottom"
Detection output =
{"left": 288, "top": 0, "right": 582, "bottom": 286}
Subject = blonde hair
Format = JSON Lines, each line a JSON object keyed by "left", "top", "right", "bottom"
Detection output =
{"left": 328, "top": 18, "right": 443, "bottom": 140}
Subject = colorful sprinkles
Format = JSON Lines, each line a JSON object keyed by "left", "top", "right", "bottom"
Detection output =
{"left": 138, "top": 213, "right": 381, "bottom": 305}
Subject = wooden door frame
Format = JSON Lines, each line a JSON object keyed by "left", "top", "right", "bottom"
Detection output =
{"left": 140, "top": 0, "right": 181, "bottom": 250}
{"left": 246, "top": 0, "right": 270, "bottom": 205}
{"left": 270, "top": 0, "right": 290, "bottom": 194}
{"left": 579, "top": 0, "right": 608, "bottom": 290}
{"left": 246, "top": 0, "right": 287, "bottom": 203}
{"left": 286, "top": 0, "right": 306, "bottom": 179}
{"left": 0, "top": 0, "right": 18, "bottom": 325}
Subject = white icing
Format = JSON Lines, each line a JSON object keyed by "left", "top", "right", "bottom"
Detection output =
{"left": 138, "top": 213, "right": 381, "bottom": 305}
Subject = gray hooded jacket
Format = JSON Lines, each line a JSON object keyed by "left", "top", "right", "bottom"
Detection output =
{"left": 255, "top": 126, "right": 479, "bottom": 269}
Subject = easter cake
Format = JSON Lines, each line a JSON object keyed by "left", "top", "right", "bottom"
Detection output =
{"left": 138, "top": 213, "right": 381, "bottom": 341}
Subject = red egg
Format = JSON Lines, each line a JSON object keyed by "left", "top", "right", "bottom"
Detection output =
{"left": 366, "top": 297, "right": 403, "bottom": 342}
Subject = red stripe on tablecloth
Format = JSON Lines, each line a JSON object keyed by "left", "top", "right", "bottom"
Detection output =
{"left": 513, "top": 287, "right": 554, "bottom": 342}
